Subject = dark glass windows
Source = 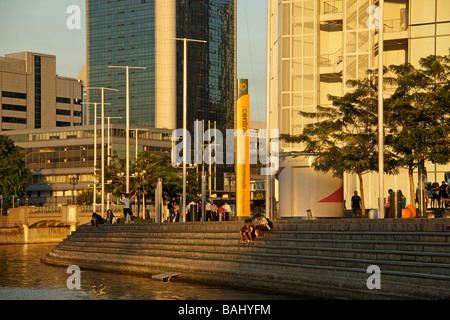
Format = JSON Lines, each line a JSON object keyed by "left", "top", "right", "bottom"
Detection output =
{"left": 34, "top": 56, "right": 42, "bottom": 129}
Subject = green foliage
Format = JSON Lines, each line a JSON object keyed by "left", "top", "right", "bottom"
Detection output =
{"left": 0, "top": 135, "right": 31, "bottom": 197}
{"left": 103, "top": 151, "right": 201, "bottom": 202}
{"left": 281, "top": 51, "right": 450, "bottom": 213}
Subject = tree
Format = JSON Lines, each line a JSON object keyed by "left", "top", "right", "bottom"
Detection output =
{"left": 103, "top": 151, "right": 201, "bottom": 205}
{"left": 281, "top": 69, "right": 399, "bottom": 215}
{"left": 0, "top": 135, "right": 31, "bottom": 198}
{"left": 386, "top": 53, "right": 450, "bottom": 209}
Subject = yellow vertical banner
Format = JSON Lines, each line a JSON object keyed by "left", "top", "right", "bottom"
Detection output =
{"left": 236, "top": 79, "right": 250, "bottom": 219}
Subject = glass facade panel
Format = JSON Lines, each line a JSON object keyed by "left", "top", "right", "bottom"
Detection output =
{"left": 411, "top": 24, "right": 436, "bottom": 38}
{"left": 87, "top": 0, "right": 156, "bottom": 127}
{"left": 411, "top": 0, "right": 436, "bottom": 25}
{"left": 437, "top": 0, "right": 450, "bottom": 22}
{"left": 437, "top": 22, "right": 450, "bottom": 36}
{"left": 437, "top": 36, "right": 450, "bottom": 56}
{"left": 411, "top": 37, "right": 435, "bottom": 67}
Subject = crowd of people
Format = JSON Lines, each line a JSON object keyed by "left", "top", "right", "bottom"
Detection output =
{"left": 169, "top": 198, "right": 234, "bottom": 222}
{"left": 430, "top": 181, "right": 449, "bottom": 209}
{"left": 349, "top": 180, "right": 449, "bottom": 219}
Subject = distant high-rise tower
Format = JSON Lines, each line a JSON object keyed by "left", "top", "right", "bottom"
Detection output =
{"left": 86, "top": 0, "right": 236, "bottom": 190}
{"left": 86, "top": 0, "right": 236, "bottom": 134}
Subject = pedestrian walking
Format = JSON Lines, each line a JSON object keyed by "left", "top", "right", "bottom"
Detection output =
{"left": 218, "top": 205, "right": 225, "bottom": 221}
{"left": 119, "top": 193, "right": 133, "bottom": 223}
{"left": 211, "top": 203, "right": 218, "bottom": 221}
{"left": 205, "top": 200, "right": 212, "bottom": 221}
{"left": 351, "top": 191, "right": 362, "bottom": 216}
{"left": 168, "top": 197, "right": 176, "bottom": 222}
{"left": 223, "top": 202, "right": 231, "bottom": 221}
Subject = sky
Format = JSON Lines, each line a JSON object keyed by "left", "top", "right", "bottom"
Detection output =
{"left": 0, "top": 0, "right": 267, "bottom": 123}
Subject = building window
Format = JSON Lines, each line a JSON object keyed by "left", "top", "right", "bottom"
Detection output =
{"left": 2, "top": 91, "right": 27, "bottom": 99}
{"left": 56, "top": 109, "right": 71, "bottom": 116}
{"left": 35, "top": 56, "right": 42, "bottom": 129}
{"left": 56, "top": 97, "right": 71, "bottom": 104}
{"left": 2, "top": 116, "right": 27, "bottom": 124}
{"left": 56, "top": 121, "right": 71, "bottom": 127}
{"left": 74, "top": 110, "right": 82, "bottom": 117}
{"left": 2, "top": 104, "right": 27, "bottom": 112}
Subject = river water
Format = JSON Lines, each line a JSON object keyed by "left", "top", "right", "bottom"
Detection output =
{"left": 0, "top": 243, "right": 297, "bottom": 300}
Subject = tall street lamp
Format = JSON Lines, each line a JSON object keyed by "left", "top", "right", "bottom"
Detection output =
{"left": 108, "top": 66, "right": 147, "bottom": 197}
{"left": 174, "top": 38, "right": 207, "bottom": 222}
{"left": 69, "top": 175, "right": 79, "bottom": 205}
{"left": 85, "top": 87, "right": 119, "bottom": 217}
{"left": 378, "top": 1, "right": 385, "bottom": 218}
{"left": 134, "top": 128, "right": 149, "bottom": 162}
{"left": 82, "top": 101, "right": 111, "bottom": 213}
{"left": 107, "top": 116, "right": 122, "bottom": 210}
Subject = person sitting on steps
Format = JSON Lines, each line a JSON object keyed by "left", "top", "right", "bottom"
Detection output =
{"left": 239, "top": 219, "right": 254, "bottom": 245}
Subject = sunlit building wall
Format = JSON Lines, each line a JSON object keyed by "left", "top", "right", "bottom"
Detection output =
{"left": 268, "top": 0, "right": 450, "bottom": 211}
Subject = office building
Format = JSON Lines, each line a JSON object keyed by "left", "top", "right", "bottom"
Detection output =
{"left": 0, "top": 52, "right": 83, "bottom": 131}
{"left": 267, "top": 0, "right": 450, "bottom": 213}
{"left": 5, "top": 125, "right": 172, "bottom": 206}
{"left": 86, "top": 0, "right": 236, "bottom": 191}
{"left": 86, "top": 0, "right": 236, "bottom": 133}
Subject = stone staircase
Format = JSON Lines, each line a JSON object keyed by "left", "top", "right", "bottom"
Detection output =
{"left": 43, "top": 219, "right": 450, "bottom": 299}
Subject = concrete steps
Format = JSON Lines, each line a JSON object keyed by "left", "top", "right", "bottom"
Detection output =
{"left": 44, "top": 219, "right": 450, "bottom": 299}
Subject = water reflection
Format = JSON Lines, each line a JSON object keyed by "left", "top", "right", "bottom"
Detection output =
{"left": 0, "top": 244, "right": 297, "bottom": 300}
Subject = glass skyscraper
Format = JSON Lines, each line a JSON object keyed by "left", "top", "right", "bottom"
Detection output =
{"left": 86, "top": 0, "right": 236, "bottom": 191}
{"left": 86, "top": 0, "right": 236, "bottom": 134}
{"left": 86, "top": 0, "right": 157, "bottom": 127}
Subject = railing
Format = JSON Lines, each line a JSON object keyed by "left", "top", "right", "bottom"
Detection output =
{"left": 320, "top": 48, "right": 343, "bottom": 67}
{"left": 30, "top": 206, "right": 62, "bottom": 214}
{"left": 384, "top": 18, "right": 407, "bottom": 33}
{"left": 80, "top": 204, "right": 124, "bottom": 213}
{"left": 323, "top": 0, "right": 343, "bottom": 14}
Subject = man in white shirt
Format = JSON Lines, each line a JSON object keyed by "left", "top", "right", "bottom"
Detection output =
{"left": 120, "top": 193, "right": 133, "bottom": 223}
{"left": 254, "top": 213, "right": 271, "bottom": 237}
{"left": 223, "top": 202, "right": 231, "bottom": 221}
{"left": 205, "top": 201, "right": 212, "bottom": 221}
{"left": 186, "top": 200, "right": 196, "bottom": 221}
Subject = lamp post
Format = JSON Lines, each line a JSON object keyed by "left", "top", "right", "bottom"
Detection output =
{"left": 134, "top": 128, "right": 149, "bottom": 162}
{"left": 108, "top": 66, "right": 147, "bottom": 197}
{"left": 174, "top": 38, "right": 207, "bottom": 222}
{"left": 378, "top": 1, "right": 385, "bottom": 218}
{"left": 69, "top": 175, "right": 79, "bottom": 205}
{"left": 82, "top": 101, "right": 111, "bottom": 213}
{"left": 85, "top": 88, "right": 119, "bottom": 218}
{"left": 107, "top": 116, "right": 122, "bottom": 210}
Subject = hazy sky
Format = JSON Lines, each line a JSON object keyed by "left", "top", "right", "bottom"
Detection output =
{"left": 0, "top": 0, "right": 267, "bottom": 123}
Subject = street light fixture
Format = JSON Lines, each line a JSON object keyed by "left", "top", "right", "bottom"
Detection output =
{"left": 69, "top": 175, "right": 79, "bottom": 205}
{"left": 82, "top": 101, "right": 111, "bottom": 213}
{"left": 378, "top": 1, "right": 385, "bottom": 218}
{"left": 134, "top": 128, "right": 149, "bottom": 162}
{"left": 108, "top": 65, "right": 147, "bottom": 197}
{"left": 106, "top": 116, "right": 122, "bottom": 210}
{"left": 174, "top": 38, "right": 207, "bottom": 222}
{"left": 85, "top": 87, "right": 119, "bottom": 218}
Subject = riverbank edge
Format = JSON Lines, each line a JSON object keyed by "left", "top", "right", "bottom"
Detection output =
{"left": 41, "top": 253, "right": 408, "bottom": 300}
{"left": 41, "top": 218, "right": 450, "bottom": 300}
